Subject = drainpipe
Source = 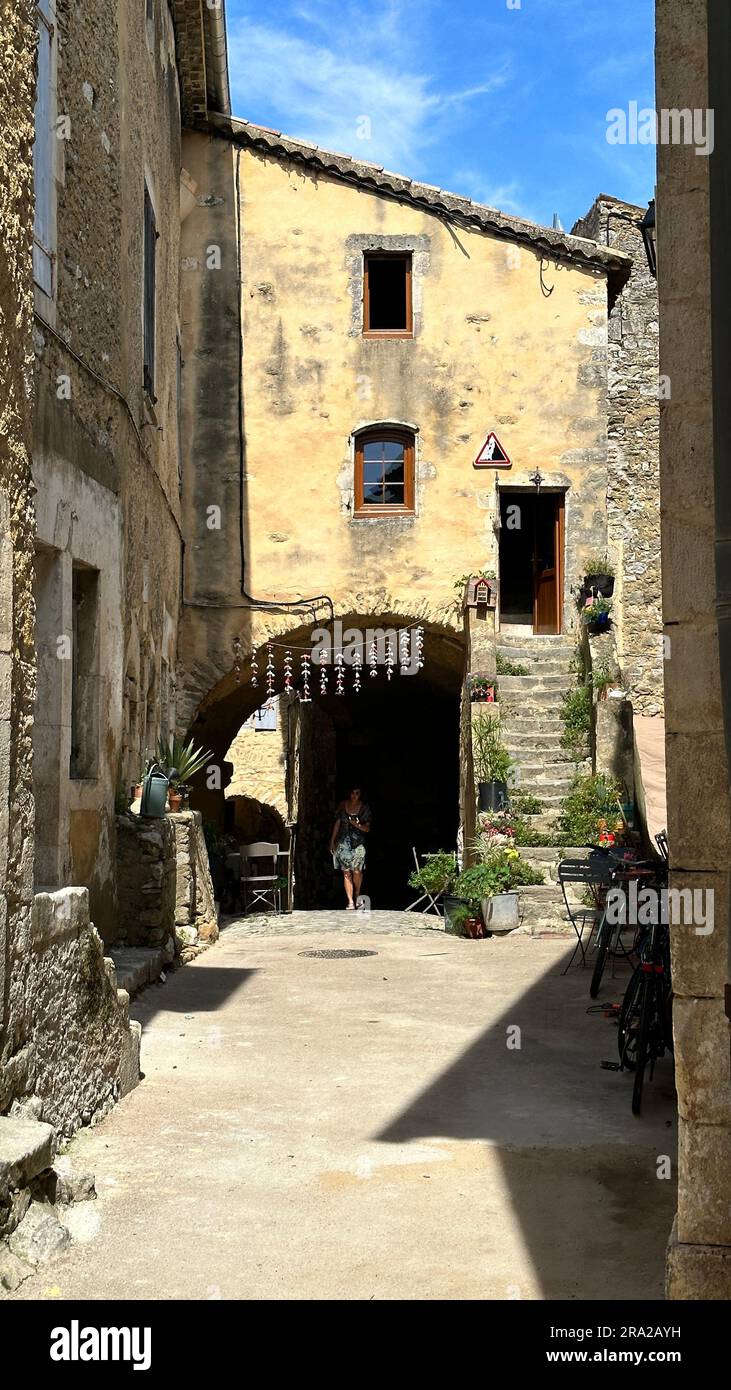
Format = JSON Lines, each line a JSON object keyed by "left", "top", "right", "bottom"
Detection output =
{"left": 204, "top": 0, "right": 231, "bottom": 116}
{"left": 707, "top": 2, "right": 731, "bottom": 1027}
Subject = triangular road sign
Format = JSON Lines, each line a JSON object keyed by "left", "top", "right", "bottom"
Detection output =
{"left": 474, "top": 432, "right": 511, "bottom": 468}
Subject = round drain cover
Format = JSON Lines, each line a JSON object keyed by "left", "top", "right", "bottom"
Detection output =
{"left": 298, "top": 948, "right": 378, "bottom": 959}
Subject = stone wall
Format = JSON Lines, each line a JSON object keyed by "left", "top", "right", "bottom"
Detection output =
{"left": 656, "top": 0, "right": 731, "bottom": 1300}
{"left": 116, "top": 810, "right": 218, "bottom": 951}
{"left": 572, "top": 196, "right": 663, "bottom": 715}
{"left": 1, "top": 888, "right": 139, "bottom": 1137}
{"left": 226, "top": 697, "right": 288, "bottom": 817}
{"left": 31, "top": 0, "right": 186, "bottom": 937}
{"left": 0, "top": 1, "right": 38, "bottom": 1118}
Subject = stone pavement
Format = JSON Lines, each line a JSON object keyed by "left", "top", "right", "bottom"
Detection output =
{"left": 6, "top": 915, "right": 676, "bottom": 1301}
{"left": 221, "top": 907, "right": 448, "bottom": 938}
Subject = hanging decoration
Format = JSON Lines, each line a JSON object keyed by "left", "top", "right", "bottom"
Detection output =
{"left": 335, "top": 648, "right": 345, "bottom": 696}
{"left": 300, "top": 652, "right": 311, "bottom": 703}
{"left": 233, "top": 635, "right": 243, "bottom": 685}
{"left": 284, "top": 649, "right": 293, "bottom": 695}
{"left": 245, "top": 625, "right": 426, "bottom": 699}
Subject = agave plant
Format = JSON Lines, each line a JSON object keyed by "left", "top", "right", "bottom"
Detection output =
{"left": 156, "top": 734, "right": 212, "bottom": 789}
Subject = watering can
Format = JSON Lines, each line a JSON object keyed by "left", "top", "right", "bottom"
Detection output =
{"left": 140, "top": 761, "right": 169, "bottom": 818}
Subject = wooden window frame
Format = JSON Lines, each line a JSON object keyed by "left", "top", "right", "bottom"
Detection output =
{"left": 363, "top": 252, "right": 413, "bottom": 338}
{"left": 354, "top": 427, "right": 416, "bottom": 517}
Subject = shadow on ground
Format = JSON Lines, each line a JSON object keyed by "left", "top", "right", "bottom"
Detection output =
{"left": 376, "top": 943, "right": 677, "bottom": 1300}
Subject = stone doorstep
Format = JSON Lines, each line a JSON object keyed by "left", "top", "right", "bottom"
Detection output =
{"left": 0, "top": 1117, "right": 55, "bottom": 1204}
{"left": 108, "top": 945, "right": 171, "bottom": 997}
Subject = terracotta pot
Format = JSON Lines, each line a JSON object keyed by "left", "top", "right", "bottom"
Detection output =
{"left": 168, "top": 790, "right": 183, "bottom": 813}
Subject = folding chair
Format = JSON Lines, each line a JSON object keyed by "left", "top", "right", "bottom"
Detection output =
{"left": 241, "top": 842, "right": 282, "bottom": 915}
{"left": 405, "top": 848, "right": 449, "bottom": 916}
{"left": 557, "top": 855, "right": 615, "bottom": 974}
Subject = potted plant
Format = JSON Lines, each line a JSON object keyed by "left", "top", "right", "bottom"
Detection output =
{"left": 582, "top": 596, "right": 612, "bottom": 633}
{"left": 157, "top": 734, "right": 213, "bottom": 813}
{"left": 470, "top": 674, "right": 496, "bottom": 703}
{"left": 583, "top": 554, "right": 615, "bottom": 597}
{"left": 456, "top": 847, "right": 543, "bottom": 934}
{"left": 444, "top": 900, "right": 471, "bottom": 936}
{"left": 409, "top": 850, "right": 457, "bottom": 901}
{"left": 472, "top": 713, "right": 512, "bottom": 811}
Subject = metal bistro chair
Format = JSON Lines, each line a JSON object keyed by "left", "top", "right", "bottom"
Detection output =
{"left": 557, "top": 853, "right": 615, "bottom": 975}
{"left": 405, "top": 848, "right": 450, "bottom": 917}
{"left": 240, "top": 842, "right": 282, "bottom": 915}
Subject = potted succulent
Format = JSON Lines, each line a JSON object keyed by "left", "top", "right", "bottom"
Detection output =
{"left": 582, "top": 596, "right": 612, "bottom": 633}
{"left": 472, "top": 713, "right": 512, "bottom": 812}
{"left": 157, "top": 734, "right": 213, "bottom": 813}
{"left": 583, "top": 554, "right": 615, "bottom": 598}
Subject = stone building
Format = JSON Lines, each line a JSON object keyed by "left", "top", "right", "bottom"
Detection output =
{"left": 1, "top": 1, "right": 228, "bottom": 1143}
{"left": 655, "top": 0, "right": 731, "bottom": 1298}
{"left": 175, "top": 119, "right": 667, "bottom": 904}
{"left": 572, "top": 195, "right": 663, "bottom": 717}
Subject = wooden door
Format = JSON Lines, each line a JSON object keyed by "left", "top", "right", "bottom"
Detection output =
{"left": 533, "top": 494, "right": 564, "bottom": 634}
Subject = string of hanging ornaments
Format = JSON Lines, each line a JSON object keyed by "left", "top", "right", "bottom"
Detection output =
{"left": 234, "top": 625, "right": 425, "bottom": 697}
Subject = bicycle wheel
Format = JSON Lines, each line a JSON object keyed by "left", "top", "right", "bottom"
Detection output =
{"left": 618, "top": 965, "right": 643, "bottom": 1069}
{"left": 590, "top": 916, "right": 612, "bottom": 999}
{"left": 632, "top": 983, "right": 653, "bottom": 1116}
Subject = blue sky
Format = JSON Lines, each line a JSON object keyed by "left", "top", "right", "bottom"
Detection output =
{"left": 225, "top": 0, "right": 655, "bottom": 230}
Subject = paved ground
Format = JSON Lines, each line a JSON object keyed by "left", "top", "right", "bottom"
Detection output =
{"left": 11, "top": 913, "right": 676, "bottom": 1301}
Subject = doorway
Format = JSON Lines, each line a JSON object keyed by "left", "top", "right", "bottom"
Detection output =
{"left": 499, "top": 490, "right": 564, "bottom": 635}
{"left": 294, "top": 676, "right": 461, "bottom": 910}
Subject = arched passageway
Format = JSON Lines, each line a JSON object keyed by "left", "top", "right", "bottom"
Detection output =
{"left": 185, "top": 613, "right": 465, "bottom": 911}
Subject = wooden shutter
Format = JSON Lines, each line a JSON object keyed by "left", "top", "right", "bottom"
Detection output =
{"left": 143, "top": 186, "right": 157, "bottom": 397}
{"left": 33, "top": 3, "right": 55, "bottom": 295}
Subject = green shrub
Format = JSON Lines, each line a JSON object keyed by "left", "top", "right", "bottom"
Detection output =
{"left": 408, "top": 851, "right": 457, "bottom": 896}
{"left": 557, "top": 773, "right": 623, "bottom": 845}
{"left": 583, "top": 554, "right": 615, "bottom": 578}
{"left": 560, "top": 683, "right": 591, "bottom": 755}
{"left": 472, "top": 714, "right": 512, "bottom": 783}
{"left": 511, "top": 791, "right": 543, "bottom": 816}
{"left": 496, "top": 651, "right": 529, "bottom": 677}
{"left": 454, "top": 850, "right": 543, "bottom": 909}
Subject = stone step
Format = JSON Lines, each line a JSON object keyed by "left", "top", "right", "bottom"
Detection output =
{"left": 510, "top": 762, "right": 575, "bottom": 782}
{"left": 505, "top": 731, "right": 570, "bottom": 750}
{"left": 497, "top": 645, "right": 573, "bottom": 663}
{"left": 498, "top": 674, "right": 570, "bottom": 693}
{"left": 0, "top": 1117, "right": 56, "bottom": 1203}
{"left": 498, "top": 632, "right": 575, "bottom": 646}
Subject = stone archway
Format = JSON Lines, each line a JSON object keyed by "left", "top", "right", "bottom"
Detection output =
{"left": 181, "top": 612, "right": 466, "bottom": 910}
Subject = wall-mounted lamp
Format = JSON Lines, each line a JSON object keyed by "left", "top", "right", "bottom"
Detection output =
{"left": 640, "top": 199, "right": 657, "bottom": 279}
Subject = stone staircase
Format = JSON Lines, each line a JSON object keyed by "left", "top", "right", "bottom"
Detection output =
{"left": 496, "top": 633, "right": 590, "bottom": 935}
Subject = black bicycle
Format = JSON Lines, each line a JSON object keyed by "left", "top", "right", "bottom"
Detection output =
{"left": 617, "top": 915, "right": 673, "bottom": 1115}
{"left": 589, "top": 857, "right": 665, "bottom": 1000}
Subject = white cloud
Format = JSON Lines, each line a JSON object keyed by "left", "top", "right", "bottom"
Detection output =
{"left": 227, "top": 7, "right": 511, "bottom": 177}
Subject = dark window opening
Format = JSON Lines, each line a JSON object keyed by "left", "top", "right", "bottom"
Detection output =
{"left": 354, "top": 428, "right": 415, "bottom": 515}
{"left": 143, "top": 183, "right": 157, "bottom": 397}
{"left": 70, "top": 565, "right": 100, "bottom": 779}
{"left": 364, "top": 253, "right": 412, "bottom": 335}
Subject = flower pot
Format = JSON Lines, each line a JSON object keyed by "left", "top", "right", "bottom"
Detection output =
{"left": 168, "top": 790, "right": 183, "bottom": 813}
{"left": 464, "top": 916, "right": 486, "bottom": 939}
{"left": 585, "top": 573, "right": 614, "bottom": 597}
{"left": 478, "top": 780, "right": 508, "bottom": 812}
{"left": 481, "top": 891, "right": 520, "bottom": 933}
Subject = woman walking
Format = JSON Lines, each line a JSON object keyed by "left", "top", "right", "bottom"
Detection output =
{"left": 330, "top": 787, "right": 371, "bottom": 909}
